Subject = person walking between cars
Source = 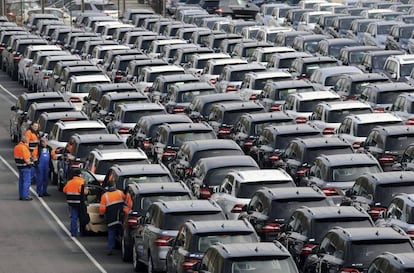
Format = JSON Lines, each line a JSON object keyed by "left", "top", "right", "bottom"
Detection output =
{"left": 14, "top": 136, "right": 33, "bottom": 201}
{"left": 63, "top": 169, "right": 86, "bottom": 237}
{"left": 25, "top": 122, "right": 40, "bottom": 183}
{"left": 36, "top": 137, "right": 55, "bottom": 197}
{"left": 99, "top": 181, "right": 126, "bottom": 255}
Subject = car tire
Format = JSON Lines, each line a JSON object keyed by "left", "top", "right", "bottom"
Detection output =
{"left": 133, "top": 245, "right": 146, "bottom": 272}
{"left": 122, "top": 235, "right": 133, "bottom": 262}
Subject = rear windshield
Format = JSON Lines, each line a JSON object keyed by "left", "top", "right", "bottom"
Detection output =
{"left": 75, "top": 142, "right": 126, "bottom": 158}
{"left": 276, "top": 87, "right": 315, "bottom": 100}
{"left": 303, "top": 146, "right": 354, "bottom": 163}
{"left": 311, "top": 218, "right": 373, "bottom": 242}
{"left": 270, "top": 197, "right": 330, "bottom": 221}
{"left": 191, "top": 149, "right": 244, "bottom": 165}
{"left": 330, "top": 165, "right": 382, "bottom": 182}
{"left": 348, "top": 240, "right": 413, "bottom": 267}
{"left": 237, "top": 181, "right": 295, "bottom": 198}
{"left": 274, "top": 132, "right": 321, "bottom": 148}
{"left": 140, "top": 194, "right": 191, "bottom": 211}
{"left": 223, "top": 109, "right": 263, "bottom": 124}
{"left": 376, "top": 183, "right": 414, "bottom": 206}
{"left": 195, "top": 232, "right": 257, "bottom": 252}
{"left": 95, "top": 159, "right": 148, "bottom": 175}
{"left": 326, "top": 108, "right": 372, "bottom": 123}
{"left": 377, "top": 91, "right": 411, "bottom": 104}
{"left": 59, "top": 128, "right": 108, "bottom": 142}
{"left": 298, "top": 98, "right": 339, "bottom": 112}
{"left": 385, "top": 134, "right": 414, "bottom": 151}
{"left": 356, "top": 121, "right": 402, "bottom": 137}
{"left": 123, "top": 110, "right": 166, "bottom": 123}
{"left": 229, "top": 256, "right": 298, "bottom": 273}
{"left": 205, "top": 167, "right": 257, "bottom": 186}
{"left": 170, "top": 131, "right": 216, "bottom": 146}
{"left": 162, "top": 211, "right": 225, "bottom": 230}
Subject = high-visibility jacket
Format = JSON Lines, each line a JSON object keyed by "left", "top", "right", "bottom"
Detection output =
{"left": 99, "top": 188, "right": 126, "bottom": 227}
{"left": 13, "top": 141, "right": 31, "bottom": 168}
{"left": 24, "top": 128, "right": 39, "bottom": 160}
{"left": 63, "top": 176, "right": 85, "bottom": 207}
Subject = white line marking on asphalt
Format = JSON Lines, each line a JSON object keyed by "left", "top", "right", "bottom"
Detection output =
{"left": 0, "top": 84, "right": 17, "bottom": 100}
{"left": 0, "top": 134, "right": 107, "bottom": 273}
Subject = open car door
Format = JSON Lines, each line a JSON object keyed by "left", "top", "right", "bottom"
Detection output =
{"left": 79, "top": 169, "right": 107, "bottom": 235}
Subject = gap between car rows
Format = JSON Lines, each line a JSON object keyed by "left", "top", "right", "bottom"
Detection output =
{"left": 0, "top": 84, "right": 107, "bottom": 273}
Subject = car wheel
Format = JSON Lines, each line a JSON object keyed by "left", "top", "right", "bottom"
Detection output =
{"left": 133, "top": 245, "right": 145, "bottom": 272}
{"left": 121, "top": 235, "right": 133, "bottom": 262}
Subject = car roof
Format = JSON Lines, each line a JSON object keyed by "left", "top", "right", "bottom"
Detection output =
{"left": 213, "top": 101, "right": 264, "bottom": 111}
{"left": 92, "top": 82, "right": 138, "bottom": 91}
{"left": 210, "top": 242, "right": 291, "bottom": 258}
{"left": 258, "top": 187, "right": 325, "bottom": 200}
{"left": 370, "top": 125, "right": 414, "bottom": 136}
{"left": 89, "top": 148, "right": 147, "bottom": 160}
{"left": 208, "top": 58, "right": 248, "bottom": 65}
{"left": 292, "top": 136, "right": 351, "bottom": 148}
{"left": 317, "top": 153, "right": 379, "bottom": 166}
{"left": 30, "top": 101, "right": 75, "bottom": 110}
{"left": 128, "top": 182, "right": 190, "bottom": 195}
{"left": 358, "top": 171, "right": 414, "bottom": 185}
{"left": 152, "top": 199, "right": 222, "bottom": 213}
{"left": 111, "top": 163, "right": 171, "bottom": 176}
{"left": 266, "top": 80, "right": 315, "bottom": 89}
{"left": 56, "top": 120, "right": 106, "bottom": 129}
{"left": 70, "top": 133, "right": 123, "bottom": 143}
{"left": 331, "top": 227, "right": 411, "bottom": 241}
{"left": 337, "top": 73, "right": 389, "bottom": 82}
{"left": 159, "top": 122, "right": 212, "bottom": 132}
{"left": 39, "top": 111, "right": 88, "bottom": 121}
{"left": 196, "top": 155, "right": 259, "bottom": 169}
{"left": 139, "top": 114, "right": 193, "bottom": 125}
{"left": 265, "top": 123, "right": 321, "bottom": 135}
{"left": 240, "top": 112, "right": 293, "bottom": 122}
{"left": 298, "top": 206, "right": 370, "bottom": 219}
{"left": 194, "top": 93, "right": 242, "bottom": 104}
{"left": 170, "top": 82, "right": 215, "bottom": 92}
{"left": 185, "top": 219, "right": 255, "bottom": 234}
{"left": 365, "top": 82, "right": 414, "bottom": 92}
{"left": 388, "top": 54, "right": 414, "bottom": 64}
{"left": 21, "top": 92, "right": 64, "bottom": 100}
{"left": 289, "top": 91, "right": 340, "bottom": 101}
{"left": 228, "top": 169, "right": 293, "bottom": 183}
{"left": 181, "top": 139, "right": 242, "bottom": 152}
{"left": 319, "top": 100, "right": 372, "bottom": 110}
{"left": 376, "top": 252, "right": 414, "bottom": 269}
{"left": 348, "top": 112, "right": 402, "bottom": 123}
{"left": 117, "top": 103, "right": 166, "bottom": 111}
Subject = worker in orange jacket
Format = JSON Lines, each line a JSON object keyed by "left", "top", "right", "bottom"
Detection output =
{"left": 14, "top": 136, "right": 33, "bottom": 201}
{"left": 63, "top": 169, "right": 87, "bottom": 237}
{"left": 99, "top": 180, "right": 126, "bottom": 255}
{"left": 25, "top": 122, "right": 40, "bottom": 183}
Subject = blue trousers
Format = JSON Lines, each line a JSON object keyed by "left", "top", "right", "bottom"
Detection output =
{"left": 68, "top": 206, "right": 80, "bottom": 237}
{"left": 36, "top": 164, "right": 49, "bottom": 195}
{"left": 18, "top": 167, "right": 31, "bottom": 199}
{"left": 108, "top": 224, "right": 122, "bottom": 250}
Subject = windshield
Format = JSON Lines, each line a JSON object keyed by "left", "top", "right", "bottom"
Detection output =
{"left": 73, "top": 81, "right": 108, "bottom": 93}
{"left": 237, "top": 181, "right": 294, "bottom": 198}
{"left": 303, "top": 41, "right": 319, "bottom": 54}
{"left": 330, "top": 165, "right": 382, "bottom": 182}
{"left": 230, "top": 257, "right": 298, "bottom": 273}
{"left": 140, "top": 194, "right": 191, "bottom": 211}
{"left": 349, "top": 52, "right": 366, "bottom": 64}
{"left": 196, "top": 233, "right": 257, "bottom": 252}
{"left": 162, "top": 212, "right": 224, "bottom": 230}
{"left": 326, "top": 108, "right": 372, "bottom": 123}
{"left": 372, "top": 55, "right": 391, "bottom": 69}
{"left": 349, "top": 240, "right": 413, "bottom": 266}
{"left": 385, "top": 134, "right": 414, "bottom": 150}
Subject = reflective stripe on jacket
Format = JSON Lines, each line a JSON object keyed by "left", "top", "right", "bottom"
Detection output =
{"left": 13, "top": 141, "right": 31, "bottom": 168}
{"left": 99, "top": 189, "right": 126, "bottom": 227}
{"left": 63, "top": 176, "right": 85, "bottom": 207}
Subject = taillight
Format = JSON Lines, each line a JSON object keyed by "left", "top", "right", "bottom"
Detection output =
{"left": 185, "top": 168, "right": 192, "bottom": 176}
{"left": 322, "top": 127, "right": 335, "bottom": 135}
{"left": 71, "top": 161, "right": 83, "bottom": 169}
{"left": 269, "top": 104, "right": 281, "bottom": 112}
{"left": 352, "top": 142, "right": 360, "bottom": 150}
{"left": 199, "top": 187, "right": 211, "bottom": 199}
{"left": 262, "top": 222, "right": 281, "bottom": 233}
{"left": 43, "top": 75, "right": 49, "bottom": 80}
{"left": 154, "top": 236, "right": 173, "bottom": 246}
{"left": 143, "top": 140, "right": 151, "bottom": 149}
{"left": 301, "top": 243, "right": 318, "bottom": 254}
{"left": 368, "top": 206, "right": 387, "bottom": 218}
{"left": 162, "top": 149, "right": 177, "bottom": 159}
{"left": 226, "top": 85, "right": 237, "bottom": 92}
{"left": 181, "top": 258, "right": 200, "bottom": 270}
{"left": 218, "top": 126, "right": 232, "bottom": 135}
{"left": 114, "top": 74, "right": 123, "bottom": 81}
{"left": 347, "top": 95, "right": 357, "bottom": 100}
{"left": 210, "top": 78, "right": 217, "bottom": 84}
{"left": 118, "top": 127, "right": 130, "bottom": 134}
{"left": 244, "top": 138, "right": 254, "bottom": 148}
{"left": 127, "top": 216, "right": 141, "bottom": 226}
{"left": 69, "top": 96, "right": 82, "bottom": 103}
{"left": 231, "top": 204, "right": 244, "bottom": 213}
{"left": 298, "top": 76, "right": 309, "bottom": 80}
{"left": 215, "top": 8, "right": 223, "bottom": 13}
{"left": 406, "top": 118, "right": 414, "bottom": 125}
{"left": 296, "top": 167, "right": 310, "bottom": 177}
{"left": 373, "top": 107, "right": 385, "bottom": 113}
{"left": 322, "top": 187, "right": 339, "bottom": 196}
{"left": 269, "top": 152, "right": 280, "bottom": 161}
{"left": 378, "top": 154, "right": 397, "bottom": 165}
{"left": 144, "top": 86, "right": 151, "bottom": 93}
{"left": 295, "top": 117, "right": 307, "bottom": 124}
{"left": 25, "top": 63, "right": 31, "bottom": 67}
{"left": 406, "top": 230, "right": 414, "bottom": 240}
{"left": 173, "top": 106, "right": 185, "bottom": 113}
{"left": 34, "top": 69, "right": 40, "bottom": 74}
{"left": 339, "top": 268, "right": 360, "bottom": 273}
{"left": 13, "top": 56, "right": 20, "bottom": 62}
{"left": 249, "top": 94, "right": 257, "bottom": 100}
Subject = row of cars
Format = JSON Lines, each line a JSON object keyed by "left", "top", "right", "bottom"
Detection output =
{"left": 6, "top": 1, "right": 414, "bottom": 272}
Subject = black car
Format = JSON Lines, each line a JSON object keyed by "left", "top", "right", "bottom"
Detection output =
{"left": 166, "top": 219, "right": 259, "bottom": 273}
{"left": 250, "top": 124, "right": 322, "bottom": 169}
{"left": 281, "top": 137, "right": 354, "bottom": 184}
{"left": 341, "top": 171, "right": 414, "bottom": 220}
{"left": 303, "top": 227, "right": 414, "bottom": 273}
{"left": 292, "top": 34, "right": 331, "bottom": 54}
{"left": 334, "top": 73, "right": 391, "bottom": 100}
{"left": 368, "top": 252, "right": 414, "bottom": 273}
{"left": 232, "top": 112, "right": 294, "bottom": 153}
{"left": 281, "top": 206, "right": 374, "bottom": 270}
{"left": 121, "top": 182, "right": 194, "bottom": 261}
{"left": 148, "top": 73, "right": 200, "bottom": 103}
{"left": 169, "top": 139, "right": 244, "bottom": 181}
{"left": 337, "top": 45, "right": 382, "bottom": 66}
{"left": 151, "top": 122, "right": 216, "bottom": 165}
{"left": 362, "top": 125, "right": 414, "bottom": 171}
{"left": 238, "top": 187, "right": 334, "bottom": 242}
{"left": 197, "top": 242, "right": 299, "bottom": 273}
{"left": 358, "top": 50, "right": 405, "bottom": 73}
{"left": 37, "top": 111, "right": 89, "bottom": 136}
{"left": 289, "top": 56, "right": 340, "bottom": 80}
{"left": 207, "top": 101, "right": 265, "bottom": 139}
{"left": 316, "top": 38, "right": 361, "bottom": 59}
{"left": 186, "top": 155, "right": 259, "bottom": 199}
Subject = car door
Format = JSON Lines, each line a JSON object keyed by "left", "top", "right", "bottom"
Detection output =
{"left": 167, "top": 226, "right": 188, "bottom": 272}
{"left": 79, "top": 169, "right": 107, "bottom": 234}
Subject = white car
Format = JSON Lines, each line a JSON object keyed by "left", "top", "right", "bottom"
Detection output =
{"left": 210, "top": 169, "right": 295, "bottom": 220}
